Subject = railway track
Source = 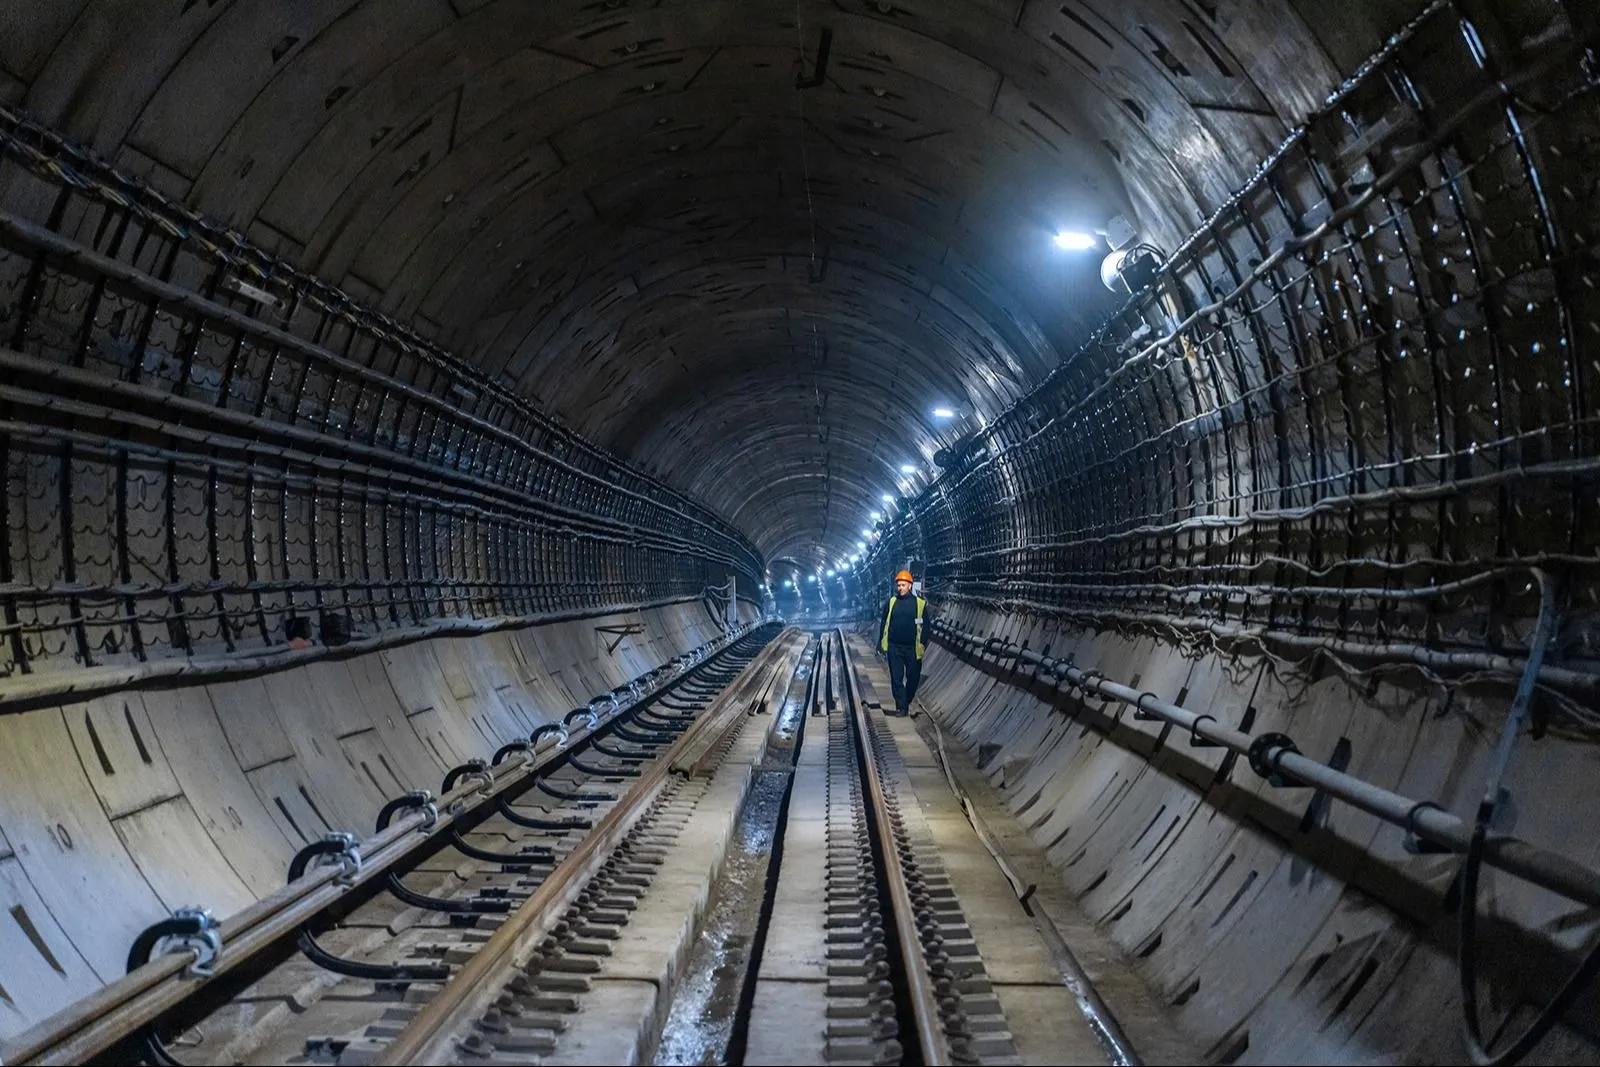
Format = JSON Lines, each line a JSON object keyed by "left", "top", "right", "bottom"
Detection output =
{"left": 5, "top": 626, "right": 1136, "bottom": 1066}
{"left": 0, "top": 623, "right": 795, "bottom": 1067}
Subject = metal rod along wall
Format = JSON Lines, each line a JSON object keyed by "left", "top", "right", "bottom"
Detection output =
{"left": 929, "top": 617, "right": 1600, "bottom": 912}
{"left": 0, "top": 113, "right": 765, "bottom": 693}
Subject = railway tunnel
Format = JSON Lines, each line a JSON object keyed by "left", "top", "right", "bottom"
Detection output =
{"left": 0, "top": 1, "right": 1597, "bottom": 1063}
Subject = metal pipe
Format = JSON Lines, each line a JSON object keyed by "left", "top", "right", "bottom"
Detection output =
{"left": 0, "top": 601, "right": 747, "bottom": 716}
{"left": 929, "top": 619, "right": 1600, "bottom": 911}
{"left": 933, "top": 593, "right": 1600, "bottom": 697}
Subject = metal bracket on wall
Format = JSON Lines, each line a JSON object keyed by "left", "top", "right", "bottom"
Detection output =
{"left": 595, "top": 624, "right": 645, "bottom": 654}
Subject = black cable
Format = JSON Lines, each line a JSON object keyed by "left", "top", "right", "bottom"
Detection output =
{"left": 1457, "top": 571, "right": 1600, "bottom": 1065}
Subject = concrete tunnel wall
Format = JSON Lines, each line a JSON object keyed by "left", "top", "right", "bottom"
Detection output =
{"left": 911, "top": 609, "right": 1600, "bottom": 1064}
{"left": 0, "top": 1, "right": 1596, "bottom": 1064}
{"left": 0, "top": 600, "right": 756, "bottom": 1039}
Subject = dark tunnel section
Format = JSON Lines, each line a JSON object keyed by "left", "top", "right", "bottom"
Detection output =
{"left": 0, "top": 0, "right": 1596, "bottom": 1064}
{"left": 0, "top": 112, "right": 763, "bottom": 702}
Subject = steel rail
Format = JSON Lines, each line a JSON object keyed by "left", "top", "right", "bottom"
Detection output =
{"left": 836, "top": 633, "right": 950, "bottom": 1065}
{"left": 374, "top": 628, "right": 800, "bottom": 1065}
{"left": 916, "top": 707, "right": 1140, "bottom": 1067}
{"left": 0, "top": 624, "right": 759, "bottom": 1065}
{"left": 929, "top": 618, "right": 1600, "bottom": 911}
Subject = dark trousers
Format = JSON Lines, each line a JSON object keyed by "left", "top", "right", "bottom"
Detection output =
{"left": 886, "top": 643, "right": 922, "bottom": 711}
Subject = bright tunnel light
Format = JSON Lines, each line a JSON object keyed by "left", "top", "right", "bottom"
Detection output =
{"left": 881, "top": 493, "right": 895, "bottom": 504}
{"left": 1053, "top": 230, "right": 1096, "bottom": 250}
{"left": 899, "top": 464, "right": 918, "bottom": 474}
{"left": 932, "top": 407, "right": 956, "bottom": 419}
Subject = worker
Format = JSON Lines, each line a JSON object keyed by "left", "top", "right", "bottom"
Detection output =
{"left": 877, "top": 569, "right": 926, "bottom": 716}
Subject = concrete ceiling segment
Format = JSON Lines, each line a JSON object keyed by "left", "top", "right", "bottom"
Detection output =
{"left": 0, "top": 0, "right": 1351, "bottom": 561}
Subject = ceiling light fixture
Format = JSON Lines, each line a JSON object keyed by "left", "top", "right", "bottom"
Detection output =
{"left": 1053, "top": 230, "right": 1096, "bottom": 251}
{"left": 899, "top": 464, "right": 918, "bottom": 474}
{"left": 932, "top": 407, "right": 956, "bottom": 419}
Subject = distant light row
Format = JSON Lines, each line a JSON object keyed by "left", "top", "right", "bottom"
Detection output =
{"left": 775, "top": 229, "right": 1101, "bottom": 594}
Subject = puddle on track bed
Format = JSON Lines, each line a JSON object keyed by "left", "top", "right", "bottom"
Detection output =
{"left": 653, "top": 647, "right": 813, "bottom": 1066}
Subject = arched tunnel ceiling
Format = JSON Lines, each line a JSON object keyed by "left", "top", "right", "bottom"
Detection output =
{"left": 0, "top": 0, "right": 1383, "bottom": 568}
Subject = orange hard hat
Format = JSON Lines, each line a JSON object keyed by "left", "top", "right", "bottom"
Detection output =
{"left": 894, "top": 570, "right": 914, "bottom": 583}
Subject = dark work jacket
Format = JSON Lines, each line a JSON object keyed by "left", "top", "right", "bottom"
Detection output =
{"left": 882, "top": 593, "right": 922, "bottom": 650}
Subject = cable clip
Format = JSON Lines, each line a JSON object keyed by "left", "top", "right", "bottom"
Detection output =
{"left": 1188, "top": 714, "right": 1220, "bottom": 748}
{"left": 491, "top": 741, "right": 532, "bottom": 767}
{"left": 404, "top": 789, "right": 439, "bottom": 830}
{"left": 1133, "top": 691, "right": 1163, "bottom": 721}
{"left": 442, "top": 758, "right": 494, "bottom": 795}
{"left": 163, "top": 908, "right": 222, "bottom": 979}
{"left": 531, "top": 722, "right": 569, "bottom": 751}
{"left": 318, "top": 832, "right": 363, "bottom": 886}
{"left": 1247, "top": 732, "right": 1300, "bottom": 787}
{"left": 375, "top": 789, "right": 438, "bottom": 832}
{"left": 1402, "top": 800, "right": 1454, "bottom": 855}
{"left": 1032, "top": 645, "right": 1052, "bottom": 681}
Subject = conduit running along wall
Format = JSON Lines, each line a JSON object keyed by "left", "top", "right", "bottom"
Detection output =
{"left": 0, "top": 599, "right": 755, "bottom": 1041}
{"left": 0, "top": 108, "right": 764, "bottom": 696}
{"left": 865, "top": 4, "right": 1600, "bottom": 1063}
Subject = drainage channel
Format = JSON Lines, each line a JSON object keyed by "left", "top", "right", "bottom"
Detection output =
{"left": 653, "top": 633, "right": 820, "bottom": 1065}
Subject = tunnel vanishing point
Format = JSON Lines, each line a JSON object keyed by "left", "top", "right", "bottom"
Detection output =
{"left": 0, "top": 2, "right": 1597, "bottom": 1065}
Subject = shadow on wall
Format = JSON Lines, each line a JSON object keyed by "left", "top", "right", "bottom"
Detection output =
{"left": 0, "top": 599, "right": 754, "bottom": 1040}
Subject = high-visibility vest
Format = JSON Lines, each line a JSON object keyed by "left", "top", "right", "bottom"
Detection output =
{"left": 879, "top": 595, "right": 926, "bottom": 659}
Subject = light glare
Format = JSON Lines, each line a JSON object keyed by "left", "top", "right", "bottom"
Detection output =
{"left": 932, "top": 407, "right": 956, "bottom": 419}
{"left": 1054, "top": 230, "right": 1096, "bottom": 251}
